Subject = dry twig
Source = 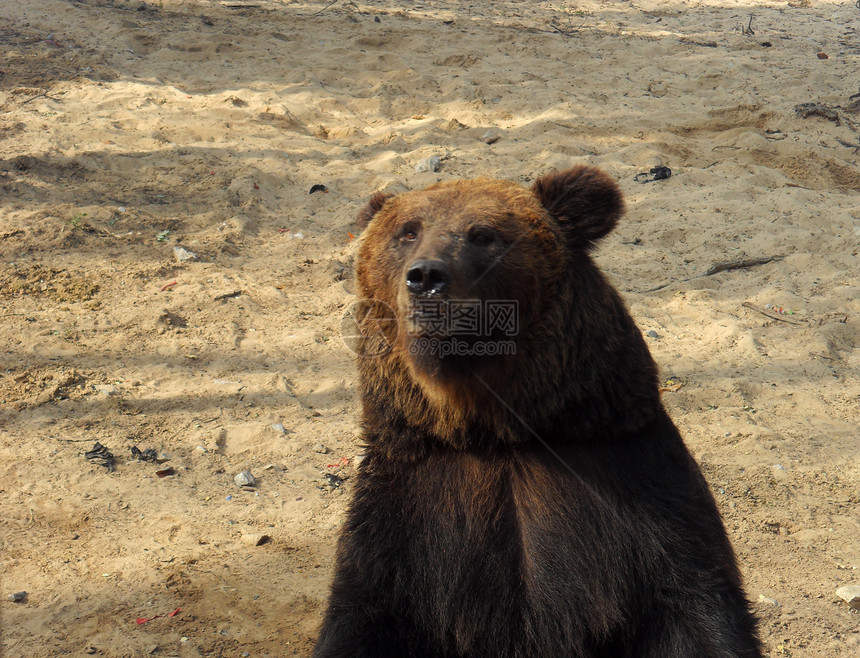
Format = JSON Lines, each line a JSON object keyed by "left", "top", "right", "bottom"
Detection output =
{"left": 637, "top": 256, "right": 783, "bottom": 294}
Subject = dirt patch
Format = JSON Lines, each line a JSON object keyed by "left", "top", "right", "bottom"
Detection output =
{"left": 1, "top": 1, "right": 858, "bottom": 657}
{"left": 0, "top": 264, "right": 100, "bottom": 302}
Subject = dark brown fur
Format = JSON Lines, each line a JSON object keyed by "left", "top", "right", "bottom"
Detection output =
{"left": 314, "top": 166, "right": 761, "bottom": 657}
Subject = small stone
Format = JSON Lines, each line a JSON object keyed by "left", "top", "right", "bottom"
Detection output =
{"left": 147, "top": 645, "right": 159, "bottom": 655}
{"left": 313, "top": 443, "right": 329, "bottom": 454}
{"left": 7, "top": 591, "right": 27, "bottom": 603}
{"left": 324, "top": 473, "right": 344, "bottom": 488}
{"left": 482, "top": 129, "right": 501, "bottom": 145}
{"left": 645, "top": 330, "right": 659, "bottom": 339}
{"left": 94, "top": 384, "right": 118, "bottom": 396}
{"left": 173, "top": 246, "right": 197, "bottom": 263}
{"left": 757, "top": 594, "right": 779, "bottom": 606}
{"left": 271, "top": 423, "right": 286, "bottom": 435}
{"left": 836, "top": 585, "right": 860, "bottom": 609}
{"left": 195, "top": 445, "right": 208, "bottom": 453}
{"left": 241, "top": 533, "right": 271, "bottom": 546}
{"left": 415, "top": 156, "right": 441, "bottom": 173}
{"left": 353, "top": 453, "right": 366, "bottom": 467}
{"left": 234, "top": 470, "right": 256, "bottom": 487}
{"left": 444, "top": 119, "right": 469, "bottom": 132}
{"left": 85, "top": 648, "right": 97, "bottom": 655}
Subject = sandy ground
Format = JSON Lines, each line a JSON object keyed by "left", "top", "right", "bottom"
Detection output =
{"left": 1, "top": 0, "right": 858, "bottom": 655}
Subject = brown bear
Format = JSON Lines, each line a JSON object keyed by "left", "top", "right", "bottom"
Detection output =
{"left": 314, "top": 166, "right": 761, "bottom": 657}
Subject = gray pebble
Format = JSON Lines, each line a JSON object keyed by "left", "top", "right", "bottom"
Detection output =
{"left": 645, "top": 330, "right": 659, "bottom": 339}
{"left": 313, "top": 443, "right": 329, "bottom": 454}
{"left": 173, "top": 246, "right": 197, "bottom": 263}
{"left": 415, "top": 156, "right": 441, "bottom": 173}
{"left": 836, "top": 585, "right": 860, "bottom": 609}
{"left": 482, "top": 129, "right": 501, "bottom": 145}
{"left": 271, "top": 423, "right": 286, "bottom": 435}
{"left": 7, "top": 591, "right": 27, "bottom": 603}
{"left": 234, "top": 470, "right": 256, "bottom": 487}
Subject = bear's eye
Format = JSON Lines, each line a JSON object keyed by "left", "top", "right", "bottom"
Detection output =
{"left": 399, "top": 223, "right": 420, "bottom": 243}
{"left": 468, "top": 227, "right": 496, "bottom": 246}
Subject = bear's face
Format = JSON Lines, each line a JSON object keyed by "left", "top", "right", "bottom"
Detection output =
{"left": 358, "top": 179, "right": 561, "bottom": 378}
{"left": 355, "top": 166, "right": 625, "bottom": 407}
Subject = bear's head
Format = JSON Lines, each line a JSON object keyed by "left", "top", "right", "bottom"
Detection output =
{"left": 353, "top": 166, "right": 657, "bottom": 447}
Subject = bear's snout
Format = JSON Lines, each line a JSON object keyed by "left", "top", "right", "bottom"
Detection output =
{"left": 406, "top": 259, "right": 450, "bottom": 296}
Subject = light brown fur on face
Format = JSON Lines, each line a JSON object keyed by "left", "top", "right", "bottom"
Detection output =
{"left": 351, "top": 166, "right": 653, "bottom": 451}
{"left": 356, "top": 178, "right": 564, "bottom": 422}
{"left": 358, "top": 178, "right": 562, "bottom": 320}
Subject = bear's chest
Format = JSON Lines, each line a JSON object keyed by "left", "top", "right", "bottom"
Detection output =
{"left": 351, "top": 449, "right": 642, "bottom": 652}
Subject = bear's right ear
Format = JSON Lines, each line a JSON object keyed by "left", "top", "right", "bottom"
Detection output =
{"left": 531, "top": 165, "right": 624, "bottom": 250}
{"left": 357, "top": 192, "right": 395, "bottom": 226}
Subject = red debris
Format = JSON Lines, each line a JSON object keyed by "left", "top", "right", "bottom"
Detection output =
{"left": 136, "top": 608, "right": 181, "bottom": 625}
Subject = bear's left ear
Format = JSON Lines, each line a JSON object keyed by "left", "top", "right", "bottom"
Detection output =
{"left": 357, "top": 191, "right": 395, "bottom": 226}
{"left": 531, "top": 165, "right": 624, "bottom": 250}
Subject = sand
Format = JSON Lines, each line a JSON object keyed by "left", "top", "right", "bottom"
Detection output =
{"left": 1, "top": 0, "right": 858, "bottom": 655}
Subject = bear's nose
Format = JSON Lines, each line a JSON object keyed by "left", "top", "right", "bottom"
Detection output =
{"left": 406, "top": 259, "right": 450, "bottom": 295}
